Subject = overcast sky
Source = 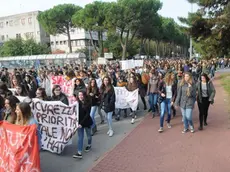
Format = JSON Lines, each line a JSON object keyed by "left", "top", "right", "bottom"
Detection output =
{"left": 0, "top": 0, "right": 199, "bottom": 23}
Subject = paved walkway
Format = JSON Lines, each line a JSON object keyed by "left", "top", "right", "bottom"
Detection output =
{"left": 89, "top": 76, "right": 230, "bottom": 172}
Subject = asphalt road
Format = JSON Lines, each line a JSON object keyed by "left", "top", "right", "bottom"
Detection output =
{"left": 40, "top": 100, "right": 148, "bottom": 172}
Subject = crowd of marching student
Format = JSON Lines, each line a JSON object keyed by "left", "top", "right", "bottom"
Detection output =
{"left": 0, "top": 57, "right": 220, "bottom": 159}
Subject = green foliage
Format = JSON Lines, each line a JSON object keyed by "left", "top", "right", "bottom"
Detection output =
{"left": 0, "top": 38, "right": 50, "bottom": 57}
{"left": 181, "top": 0, "right": 230, "bottom": 57}
{"left": 37, "top": 4, "right": 82, "bottom": 53}
{"left": 72, "top": 1, "right": 109, "bottom": 57}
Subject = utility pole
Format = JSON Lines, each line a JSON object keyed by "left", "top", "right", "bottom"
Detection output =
{"left": 189, "top": 3, "right": 193, "bottom": 60}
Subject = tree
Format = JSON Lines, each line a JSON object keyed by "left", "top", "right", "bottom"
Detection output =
{"left": 105, "top": 0, "right": 162, "bottom": 60}
{"left": 179, "top": 0, "right": 230, "bottom": 58}
{"left": 37, "top": 4, "right": 82, "bottom": 53}
{"left": 0, "top": 38, "right": 50, "bottom": 57}
{"left": 72, "top": 1, "right": 109, "bottom": 57}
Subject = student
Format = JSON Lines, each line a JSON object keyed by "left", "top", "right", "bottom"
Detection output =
{"left": 100, "top": 76, "right": 116, "bottom": 137}
{"left": 196, "top": 73, "right": 216, "bottom": 130}
{"left": 175, "top": 72, "right": 196, "bottom": 133}
{"left": 73, "top": 91, "right": 93, "bottom": 159}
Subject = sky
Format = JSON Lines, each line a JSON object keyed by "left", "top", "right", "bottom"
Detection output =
{"left": 0, "top": 0, "right": 199, "bottom": 24}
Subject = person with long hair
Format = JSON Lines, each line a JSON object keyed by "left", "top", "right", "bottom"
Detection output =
{"left": 196, "top": 73, "right": 216, "bottom": 130}
{"left": 175, "top": 72, "right": 196, "bottom": 133}
{"left": 3, "top": 95, "right": 20, "bottom": 124}
{"left": 158, "top": 72, "right": 177, "bottom": 133}
{"left": 73, "top": 91, "right": 93, "bottom": 159}
{"left": 36, "top": 87, "right": 49, "bottom": 101}
{"left": 15, "top": 83, "right": 29, "bottom": 97}
{"left": 73, "top": 78, "right": 86, "bottom": 98}
{"left": 100, "top": 76, "right": 116, "bottom": 137}
{"left": 126, "top": 76, "right": 138, "bottom": 124}
{"left": 51, "top": 85, "right": 69, "bottom": 105}
{"left": 87, "top": 79, "right": 99, "bottom": 136}
{"left": 147, "top": 69, "right": 159, "bottom": 118}
{"left": 15, "top": 102, "right": 41, "bottom": 150}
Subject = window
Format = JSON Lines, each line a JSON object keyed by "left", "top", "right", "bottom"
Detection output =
{"left": 28, "top": 17, "right": 32, "bottom": 24}
{"left": 51, "top": 42, "right": 54, "bottom": 45}
{"left": 6, "top": 35, "right": 8, "bottom": 40}
{"left": 6, "top": 21, "right": 8, "bottom": 26}
{"left": 0, "top": 22, "right": 3, "bottom": 28}
{"left": 21, "top": 18, "right": 25, "bottom": 25}
{"left": 63, "top": 41, "right": 67, "bottom": 45}
{"left": 1, "top": 35, "right": 4, "bottom": 41}
{"left": 56, "top": 41, "right": 59, "bottom": 45}
{"left": 16, "top": 34, "right": 21, "bottom": 39}
{"left": 71, "top": 29, "right": 75, "bottom": 34}
{"left": 60, "top": 41, "right": 63, "bottom": 45}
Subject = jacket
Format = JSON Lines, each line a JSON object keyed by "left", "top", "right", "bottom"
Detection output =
{"left": 78, "top": 100, "right": 93, "bottom": 128}
{"left": 101, "top": 87, "right": 116, "bottom": 113}
{"left": 175, "top": 83, "right": 196, "bottom": 109}
{"left": 196, "top": 81, "right": 216, "bottom": 104}
{"left": 52, "top": 93, "right": 69, "bottom": 105}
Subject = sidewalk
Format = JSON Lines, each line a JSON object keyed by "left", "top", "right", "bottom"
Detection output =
{"left": 89, "top": 77, "right": 230, "bottom": 172}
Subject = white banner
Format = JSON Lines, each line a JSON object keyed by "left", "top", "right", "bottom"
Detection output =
{"left": 114, "top": 87, "right": 139, "bottom": 111}
{"left": 31, "top": 99, "right": 78, "bottom": 154}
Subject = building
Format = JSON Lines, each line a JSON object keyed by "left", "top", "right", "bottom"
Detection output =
{"left": 0, "top": 11, "right": 50, "bottom": 45}
{"left": 50, "top": 29, "right": 107, "bottom": 53}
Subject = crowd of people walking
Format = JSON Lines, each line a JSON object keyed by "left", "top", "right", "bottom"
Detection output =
{"left": 0, "top": 57, "right": 224, "bottom": 159}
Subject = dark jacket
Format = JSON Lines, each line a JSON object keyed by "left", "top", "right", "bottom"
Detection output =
{"left": 88, "top": 87, "right": 100, "bottom": 106}
{"left": 73, "top": 85, "right": 86, "bottom": 97}
{"left": 78, "top": 100, "right": 93, "bottom": 128}
{"left": 52, "top": 93, "right": 69, "bottom": 105}
{"left": 175, "top": 83, "right": 196, "bottom": 109}
{"left": 196, "top": 81, "right": 216, "bottom": 104}
{"left": 101, "top": 87, "right": 116, "bottom": 113}
{"left": 158, "top": 80, "right": 177, "bottom": 102}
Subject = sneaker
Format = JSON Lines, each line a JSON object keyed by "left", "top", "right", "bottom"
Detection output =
{"left": 134, "top": 115, "right": 137, "bottom": 119}
{"left": 100, "top": 120, "right": 104, "bottom": 124}
{"left": 131, "top": 118, "right": 135, "bottom": 124}
{"left": 107, "top": 130, "right": 110, "bottom": 135}
{"left": 158, "top": 127, "right": 163, "bottom": 133}
{"left": 152, "top": 113, "right": 155, "bottom": 118}
{"left": 109, "top": 130, "right": 114, "bottom": 137}
{"left": 73, "top": 152, "right": 82, "bottom": 159}
{"left": 167, "top": 123, "right": 172, "bottom": 129}
{"left": 198, "top": 126, "right": 203, "bottom": 131}
{"left": 182, "top": 129, "right": 188, "bottom": 134}
{"left": 115, "top": 116, "right": 120, "bottom": 121}
{"left": 190, "top": 128, "right": 195, "bottom": 133}
{"left": 85, "top": 145, "right": 91, "bottom": 152}
{"left": 204, "top": 122, "right": 208, "bottom": 126}
{"left": 148, "top": 109, "right": 151, "bottom": 112}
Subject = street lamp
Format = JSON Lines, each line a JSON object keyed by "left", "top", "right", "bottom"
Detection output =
{"left": 189, "top": 3, "right": 193, "bottom": 60}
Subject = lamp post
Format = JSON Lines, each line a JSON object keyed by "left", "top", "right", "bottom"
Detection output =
{"left": 189, "top": 3, "right": 193, "bottom": 60}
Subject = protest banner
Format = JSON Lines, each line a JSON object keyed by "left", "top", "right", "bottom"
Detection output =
{"left": 31, "top": 99, "right": 78, "bottom": 154}
{"left": 50, "top": 75, "right": 76, "bottom": 104}
{"left": 134, "top": 60, "right": 144, "bottom": 67}
{"left": 0, "top": 121, "right": 41, "bottom": 172}
{"left": 114, "top": 87, "right": 139, "bottom": 111}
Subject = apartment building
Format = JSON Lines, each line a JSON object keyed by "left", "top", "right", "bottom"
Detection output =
{"left": 50, "top": 29, "right": 107, "bottom": 53}
{"left": 0, "top": 11, "right": 50, "bottom": 45}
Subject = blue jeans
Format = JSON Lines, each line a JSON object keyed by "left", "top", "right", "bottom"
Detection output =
{"left": 90, "top": 106, "right": 98, "bottom": 128}
{"left": 160, "top": 98, "right": 171, "bottom": 127}
{"left": 77, "top": 127, "right": 92, "bottom": 153}
{"left": 148, "top": 93, "right": 158, "bottom": 113}
{"left": 180, "top": 108, "right": 194, "bottom": 130}
{"left": 107, "top": 111, "right": 113, "bottom": 131}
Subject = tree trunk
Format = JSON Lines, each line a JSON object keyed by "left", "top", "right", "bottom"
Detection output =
{"left": 89, "top": 31, "right": 99, "bottom": 53}
{"left": 147, "top": 39, "right": 150, "bottom": 59}
{"left": 121, "top": 30, "right": 129, "bottom": 60}
{"left": 139, "top": 36, "right": 144, "bottom": 56}
{"left": 67, "top": 27, "right": 72, "bottom": 53}
{"left": 99, "top": 31, "right": 104, "bottom": 57}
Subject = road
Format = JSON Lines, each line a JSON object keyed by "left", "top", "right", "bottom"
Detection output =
{"left": 40, "top": 100, "right": 148, "bottom": 172}
{"left": 40, "top": 69, "right": 230, "bottom": 172}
